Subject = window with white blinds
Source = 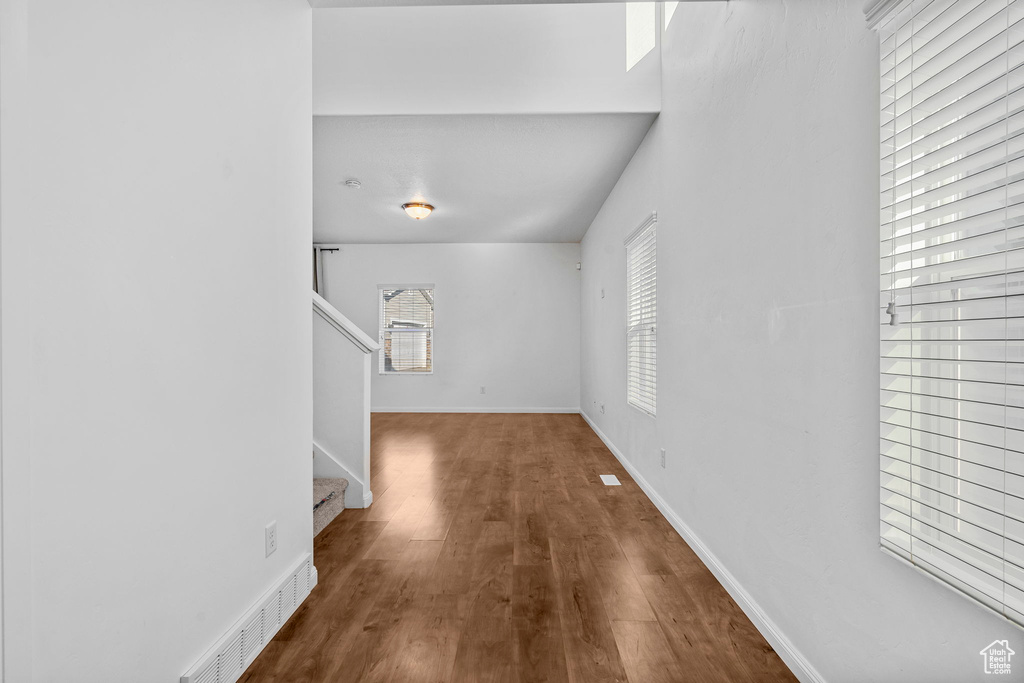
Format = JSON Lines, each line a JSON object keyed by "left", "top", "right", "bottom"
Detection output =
{"left": 626, "top": 214, "right": 657, "bottom": 416}
{"left": 379, "top": 285, "right": 434, "bottom": 374}
{"left": 877, "top": 0, "right": 1024, "bottom": 625}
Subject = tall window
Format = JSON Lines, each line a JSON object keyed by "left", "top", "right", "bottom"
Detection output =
{"left": 625, "top": 2, "right": 656, "bottom": 71}
{"left": 378, "top": 286, "right": 434, "bottom": 374}
{"left": 874, "top": 0, "right": 1024, "bottom": 625}
{"left": 626, "top": 213, "right": 657, "bottom": 416}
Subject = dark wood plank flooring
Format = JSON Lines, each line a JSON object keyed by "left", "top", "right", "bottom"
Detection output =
{"left": 239, "top": 413, "right": 796, "bottom": 683}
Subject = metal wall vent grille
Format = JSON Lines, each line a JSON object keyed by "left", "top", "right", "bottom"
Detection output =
{"left": 193, "top": 660, "right": 217, "bottom": 683}
{"left": 181, "top": 554, "right": 315, "bottom": 683}
{"left": 241, "top": 611, "right": 263, "bottom": 661}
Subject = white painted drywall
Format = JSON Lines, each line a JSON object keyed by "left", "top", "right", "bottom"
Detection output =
{"left": 322, "top": 243, "right": 580, "bottom": 412}
{"left": 313, "top": 303, "right": 372, "bottom": 507}
{"left": 3, "top": 1, "right": 313, "bottom": 680}
{"left": 580, "top": 1, "right": 1011, "bottom": 681}
{"left": 0, "top": 0, "right": 30, "bottom": 679}
{"left": 313, "top": 3, "right": 660, "bottom": 115}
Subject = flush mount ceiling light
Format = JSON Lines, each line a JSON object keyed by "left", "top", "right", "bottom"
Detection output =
{"left": 402, "top": 202, "right": 434, "bottom": 220}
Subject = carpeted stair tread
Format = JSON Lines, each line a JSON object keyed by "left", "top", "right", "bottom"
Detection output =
{"left": 313, "top": 477, "right": 348, "bottom": 537}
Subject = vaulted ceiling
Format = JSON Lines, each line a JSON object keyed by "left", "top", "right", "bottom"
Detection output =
{"left": 312, "top": 3, "right": 661, "bottom": 244}
{"left": 313, "top": 113, "right": 657, "bottom": 243}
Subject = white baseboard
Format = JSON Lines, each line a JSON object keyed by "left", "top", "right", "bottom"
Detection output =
{"left": 363, "top": 490, "right": 373, "bottom": 507}
{"left": 579, "top": 410, "right": 825, "bottom": 683}
{"left": 312, "top": 439, "right": 368, "bottom": 509}
{"left": 371, "top": 406, "right": 581, "bottom": 414}
{"left": 181, "top": 553, "right": 316, "bottom": 683}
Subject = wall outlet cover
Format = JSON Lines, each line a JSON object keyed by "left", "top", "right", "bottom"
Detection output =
{"left": 265, "top": 521, "right": 278, "bottom": 557}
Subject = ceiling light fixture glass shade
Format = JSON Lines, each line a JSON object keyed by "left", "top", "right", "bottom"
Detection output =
{"left": 402, "top": 202, "right": 434, "bottom": 220}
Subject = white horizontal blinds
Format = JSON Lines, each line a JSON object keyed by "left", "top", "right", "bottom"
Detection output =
{"left": 878, "top": 0, "right": 1024, "bottom": 625}
{"left": 379, "top": 287, "right": 434, "bottom": 373}
{"left": 626, "top": 214, "right": 656, "bottom": 416}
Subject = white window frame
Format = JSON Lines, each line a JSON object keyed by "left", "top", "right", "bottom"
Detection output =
{"left": 378, "top": 284, "right": 434, "bottom": 376}
{"left": 625, "top": 212, "right": 657, "bottom": 417}
{"left": 870, "top": 0, "right": 1024, "bottom": 628}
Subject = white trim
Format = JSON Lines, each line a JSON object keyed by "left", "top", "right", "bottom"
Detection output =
{"left": 625, "top": 212, "right": 657, "bottom": 417}
{"left": 378, "top": 287, "right": 434, "bottom": 375}
{"left": 863, "top": 0, "right": 905, "bottom": 29}
{"left": 627, "top": 403, "right": 657, "bottom": 419}
{"left": 377, "top": 283, "right": 435, "bottom": 290}
{"left": 180, "top": 553, "right": 316, "bottom": 683}
{"left": 371, "top": 407, "right": 581, "bottom": 414}
{"left": 623, "top": 211, "right": 657, "bottom": 246}
{"left": 880, "top": 546, "right": 1024, "bottom": 633}
{"left": 363, "top": 491, "right": 373, "bottom": 507}
{"left": 579, "top": 410, "right": 825, "bottom": 683}
{"left": 312, "top": 439, "right": 369, "bottom": 509}
{"left": 312, "top": 291, "right": 379, "bottom": 354}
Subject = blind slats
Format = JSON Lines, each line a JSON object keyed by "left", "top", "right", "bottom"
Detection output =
{"left": 379, "top": 287, "right": 434, "bottom": 374}
{"left": 626, "top": 215, "right": 656, "bottom": 417}
{"left": 878, "top": 0, "right": 1024, "bottom": 626}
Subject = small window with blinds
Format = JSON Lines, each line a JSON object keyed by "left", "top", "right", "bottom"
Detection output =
{"left": 877, "top": 0, "right": 1024, "bottom": 625}
{"left": 626, "top": 213, "right": 657, "bottom": 416}
{"left": 379, "top": 285, "right": 434, "bottom": 374}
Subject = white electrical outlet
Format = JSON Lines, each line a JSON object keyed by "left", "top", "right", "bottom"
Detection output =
{"left": 480, "top": 386, "right": 486, "bottom": 394}
{"left": 265, "top": 521, "right": 277, "bottom": 557}
{"left": 660, "top": 448, "right": 667, "bottom": 469}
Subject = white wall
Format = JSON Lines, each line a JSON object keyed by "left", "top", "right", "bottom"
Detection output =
{"left": 313, "top": 303, "right": 372, "bottom": 506}
{"left": 580, "top": 1, "right": 1011, "bottom": 682}
{"left": 323, "top": 243, "right": 580, "bottom": 412}
{"left": 0, "top": 0, "right": 30, "bottom": 678}
{"left": 313, "top": 4, "right": 660, "bottom": 116}
{"left": 2, "top": 1, "right": 313, "bottom": 680}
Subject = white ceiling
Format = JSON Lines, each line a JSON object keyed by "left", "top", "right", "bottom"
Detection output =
{"left": 313, "top": 113, "right": 656, "bottom": 244}
{"left": 313, "top": 4, "right": 661, "bottom": 116}
{"left": 311, "top": 0, "right": 698, "bottom": 6}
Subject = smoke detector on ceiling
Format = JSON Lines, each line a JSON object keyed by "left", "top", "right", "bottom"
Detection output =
{"left": 344, "top": 179, "right": 362, "bottom": 189}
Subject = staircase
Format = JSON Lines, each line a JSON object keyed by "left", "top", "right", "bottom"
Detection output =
{"left": 313, "top": 477, "right": 348, "bottom": 536}
{"left": 311, "top": 290, "right": 378, "bottom": 534}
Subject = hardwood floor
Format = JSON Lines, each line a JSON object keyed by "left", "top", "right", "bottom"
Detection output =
{"left": 239, "top": 413, "right": 796, "bottom": 683}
